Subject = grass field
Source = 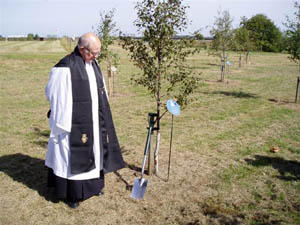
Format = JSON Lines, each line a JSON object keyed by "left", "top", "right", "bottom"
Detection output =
{"left": 0, "top": 40, "right": 300, "bottom": 225}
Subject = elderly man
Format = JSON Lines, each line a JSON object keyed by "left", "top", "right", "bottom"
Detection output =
{"left": 45, "top": 32, "right": 125, "bottom": 209}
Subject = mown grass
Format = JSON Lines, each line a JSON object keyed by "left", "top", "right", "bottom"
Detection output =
{"left": 0, "top": 40, "right": 300, "bottom": 225}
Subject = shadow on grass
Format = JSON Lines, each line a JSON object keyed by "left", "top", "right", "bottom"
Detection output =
{"left": 245, "top": 155, "right": 300, "bottom": 181}
{"left": 268, "top": 98, "right": 296, "bottom": 104}
{"left": 126, "top": 163, "right": 142, "bottom": 173}
{"left": 0, "top": 153, "right": 136, "bottom": 200}
{"left": 206, "top": 63, "right": 220, "bottom": 66}
{"left": 32, "top": 127, "right": 50, "bottom": 148}
{"left": 0, "top": 153, "right": 58, "bottom": 203}
{"left": 125, "top": 162, "right": 152, "bottom": 178}
{"left": 190, "top": 65, "right": 211, "bottom": 70}
{"left": 211, "top": 91, "right": 259, "bottom": 99}
{"left": 33, "top": 127, "right": 50, "bottom": 137}
{"left": 114, "top": 171, "right": 132, "bottom": 191}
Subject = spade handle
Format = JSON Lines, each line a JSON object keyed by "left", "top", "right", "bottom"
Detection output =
{"left": 140, "top": 113, "right": 156, "bottom": 179}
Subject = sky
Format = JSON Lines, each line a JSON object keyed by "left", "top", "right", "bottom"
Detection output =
{"left": 0, "top": 0, "right": 296, "bottom": 38}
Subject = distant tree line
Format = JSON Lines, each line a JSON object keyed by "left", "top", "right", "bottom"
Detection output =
{"left": 122, "top": 12, "right": 295, "bottom": 54}
{"left": 26, "top": 33, "right": 40, "bottom": 40}
{"left": 0, "top": 4, "right": 298, "bottom": 56}
{"left": 205, "top": 12, "right": 290, "bottom": 54}
{"left": 121, "top": 12, "right": 292, "bottom": 54}
{"left": 0, "top": 12, "right": 289, "bottom": 54}
{"left": 0, "top": 33, "right": 58, "bottom": 41}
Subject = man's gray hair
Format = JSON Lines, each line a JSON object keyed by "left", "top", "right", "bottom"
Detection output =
{"left": 77, "top": 36, "right": 90, "bottom": 48}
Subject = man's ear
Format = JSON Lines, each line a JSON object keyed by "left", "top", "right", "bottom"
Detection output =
{"left": 78, "top": 46, "right": 84, "bottom": 54}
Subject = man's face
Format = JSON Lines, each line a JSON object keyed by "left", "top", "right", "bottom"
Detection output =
{"left": 79, "top": 44, "right": 101, "bottom": 63}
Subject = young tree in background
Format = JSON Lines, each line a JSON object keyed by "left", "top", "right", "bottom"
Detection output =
{"left": 27, "top": 33, "right": 34, "bottom": 41}
{"left": 210, "top": 10, "right": 234, "bottom": 82}
{"left": 232, "top": 26, "right": 255, "bottom": 66}
{"left": 194, "top": 30, "right": 205, "bottom": 40}
{"left": 34, "top": 34, "right": 40, "bottom": 40}
{"left": 96, "top": 9, "right": 119, "bottom": 97}
{"left": 121, "top": 0, "right": 200, "bottom": 174}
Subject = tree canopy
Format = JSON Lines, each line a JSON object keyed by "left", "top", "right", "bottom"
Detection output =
{"left": 121, "top": 0, "right": 199, "bottom": 108}
{"left": 232, "top": 27, "right": 254, "bottom": 53}
{"left": 241, "top": 14, "right": 282, "bottom": 52}
{"left": 210, "top": 10, "right": 234, "bottom": 55}
{"left": 284, "top": 1, "right": 300, "bottom": 63}
{"left": 209, "top": 10, "right": 234, "bottom": 81}
{"left": 96, "top": 9, "right": 118, "bottom": 64}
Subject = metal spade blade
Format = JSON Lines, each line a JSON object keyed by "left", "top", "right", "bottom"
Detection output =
{"left": 130, "top": 113, "right": 156, "bottom": 200}
{"left": 130, "top": 178, "right": 148, "bottom": 199}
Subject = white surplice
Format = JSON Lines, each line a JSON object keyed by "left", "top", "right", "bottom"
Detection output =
{"left": 45, "top": 62, "right": 104, "bottom": 180}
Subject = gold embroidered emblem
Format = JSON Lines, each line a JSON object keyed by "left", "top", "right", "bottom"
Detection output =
{"left": 81, "top": 134, "right": 88, "bottom": 144}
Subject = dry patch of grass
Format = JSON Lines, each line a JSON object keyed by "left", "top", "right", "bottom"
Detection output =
{"left": 0, "top": 40, "right": 66, "bottom": 53}
{"left": 0, "top": 42, "right": 300, "bottom": 225}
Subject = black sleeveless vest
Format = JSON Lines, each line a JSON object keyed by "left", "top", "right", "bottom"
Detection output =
{"left": 55, "top": 47, "right": 125, "bottom": 175}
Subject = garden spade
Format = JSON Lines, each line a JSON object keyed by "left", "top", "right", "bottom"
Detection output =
{"left": 130, "top": 113, "right": 156, "bottom": 199}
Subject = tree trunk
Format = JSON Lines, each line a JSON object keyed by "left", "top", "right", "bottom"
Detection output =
{"left": 112, "top": 70, "right": 115, "bottom": 96}
{"left": 295, "top": 60, "right": 300, "bottom": 103}
{"left": 246, "top": 52, "right": 250, "bottom": 64}
{"left": 295, "top": 76, "right": 300, "bottom": 103}
{"left": 221, "top": 50, "right": 226, "bottom": 82}
{"left": 220, "top": 57, "right": 225, "bottom": 82}
{"left": 154, "top": 131, "right": 160, "bottom": 175}
{"left": 154, "top": 79, "right": 161, "bottom": 175}
{"left": 154, "top": 49, "right": 162, "bottom": 175}
{"left": 107, "top": 65, "right": 112, "bottom": 97}
{"left": 106, "top": 57, "right": 113, "bottom": 97}
{"left": 296, "top": 60, "right": 300, "bottom": 103}
{"left": 239, "top": 54, "right": 242, "bottom": 68}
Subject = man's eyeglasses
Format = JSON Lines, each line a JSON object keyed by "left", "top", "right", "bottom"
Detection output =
{"left": 84, "top": 47, "right": 100, "bottom": 57}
